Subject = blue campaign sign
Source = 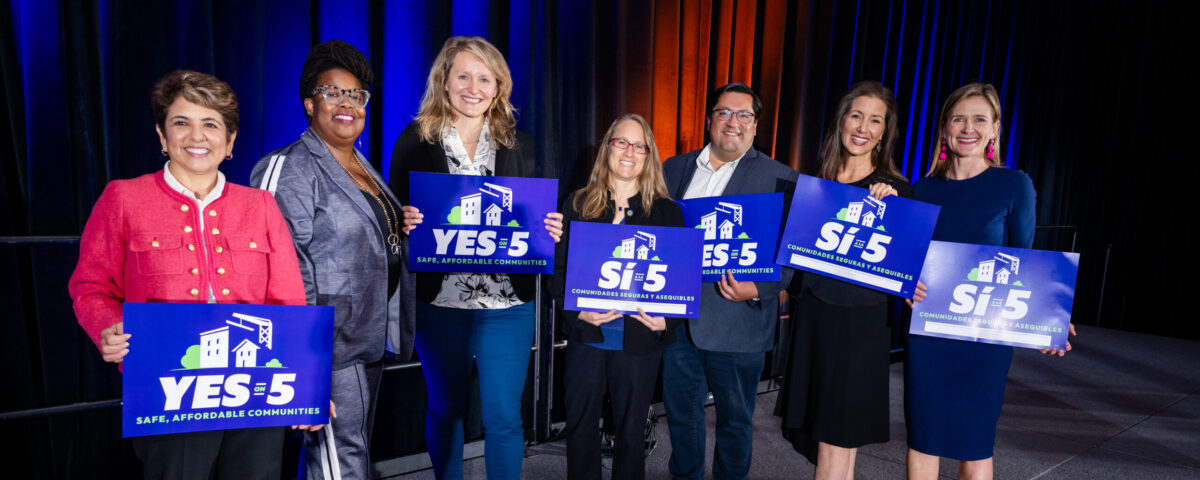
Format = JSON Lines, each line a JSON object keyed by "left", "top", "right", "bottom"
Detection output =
{"left": 909, "top": 241, "right": 1080, "bottom": 350}
{"left": 122, "top": 303, "right": 334, "bottom": 437}
{"left": 677, "top": 193, "right": 784, "bottom": 282}
{"left": 775, "top": 174, "right": 939, "bottom": 297}
{"left": 408, "top": 172, "right": 558, "bottom": 274}
{"left": 564, "top": 222, "right": 703, "bottom": 318}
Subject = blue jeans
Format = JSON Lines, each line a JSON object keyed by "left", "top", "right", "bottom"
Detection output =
{"left": 662, "top": 324, "right": 765, "bottom": 480}
{"left": 415, "top": 301, "right": 535, "bottom": 480}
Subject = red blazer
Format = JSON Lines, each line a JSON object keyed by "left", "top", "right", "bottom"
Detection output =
{"left": 69, "top": 171, "right": 306, "bottom": 352}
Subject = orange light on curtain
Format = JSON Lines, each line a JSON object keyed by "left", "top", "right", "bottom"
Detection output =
{"left": 639, "top": 0, "right": 795, "bottom": 162}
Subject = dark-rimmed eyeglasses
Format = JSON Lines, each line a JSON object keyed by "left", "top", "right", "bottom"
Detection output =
{"left": 610, "top": 137, "right": 650, "bottom": 155}
{"left": 711, "top": 108, "right": 756, "bottom": 122}
{"left": 311, "top": 85, "right": 371, "bottom": 108}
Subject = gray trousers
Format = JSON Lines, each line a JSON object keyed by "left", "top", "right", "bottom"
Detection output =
{"left": 304, "top": 361, "right": 383, "bottom": 480}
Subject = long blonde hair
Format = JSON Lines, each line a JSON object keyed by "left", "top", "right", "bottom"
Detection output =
{"left": 413, "top": 36, "right": 517, "bottom": 149}
{"left": 573, "top": 114, "right": 671, "bottom": 220}
{"left": 926, "top": 83, "right": 1004, "bottom": 177}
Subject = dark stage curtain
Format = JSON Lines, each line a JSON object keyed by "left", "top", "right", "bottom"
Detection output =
{"left": 2, "top": 0, "right": 1196, "bottom": 477}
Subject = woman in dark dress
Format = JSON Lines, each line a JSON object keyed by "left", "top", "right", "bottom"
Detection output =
{"left": 554, "top": 113, "right": 685, "bottom": 480}
{"left": 778, "top": 81, "right": 911, "bottom": 480}
{"left": 905, "top": 83, "right": 1074, "bottom": 480}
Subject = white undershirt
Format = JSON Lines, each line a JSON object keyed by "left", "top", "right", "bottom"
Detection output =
{"left": 163, "top": 162, "right": 225, "bottom": 303}
{"left": 682, "top": 145, "right": 745, "bottom": 200}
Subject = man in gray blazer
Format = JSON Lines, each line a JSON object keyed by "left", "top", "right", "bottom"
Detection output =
{"left": 661, "top": 83, "right": 798, "bottom": 480}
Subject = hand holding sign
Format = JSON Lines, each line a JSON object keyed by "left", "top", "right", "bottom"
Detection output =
{"left": 544, "top": 212, "right": 564, "bottom": 243}
{"left": 633, "top": 308, "right": 667, "bottom": 332}
{"left": 401, "top": 205, "right": 423, "bottom": 234}
{"left": 100, "top": 321, "right": 131, "bottom": 363}
{"left": 292, "top": 400, "right": 336, "bottom": 432}
{"left": 579, "top": 309, "right": 621, "bottom": 326}
{"left": 717, "top": 270, "right": 759, "bottom": 302}
{"left": 1039, "top": 323, "right": 1076, "bottom": 357}
{"left": 868, "top": 182, "right": 899, "bottom": 200}
{"left": 906, "top": 280, "right": 928, "bottom": 308}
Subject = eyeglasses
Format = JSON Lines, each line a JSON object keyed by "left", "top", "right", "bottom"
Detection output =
{"left": 610, "top": 137, "right": 650, "bottom": 155}
{"left": 311, "top": 85, "right": 371, "bottom": 108}
{"left": 711, "top": 108, "right": 756, "bottom": 123}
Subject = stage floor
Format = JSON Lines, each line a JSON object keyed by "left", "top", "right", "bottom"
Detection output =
{"left": 391, "top": 325, "right": 1200, "bottom": 479}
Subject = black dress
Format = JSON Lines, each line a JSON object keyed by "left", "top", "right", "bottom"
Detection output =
{"left": 777, "top": 169, "right": 914, "bottom": 463}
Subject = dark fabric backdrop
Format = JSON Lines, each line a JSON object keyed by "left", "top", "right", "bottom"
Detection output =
{"left": 2, "top": 0, "right": 1196, "bottom": 477}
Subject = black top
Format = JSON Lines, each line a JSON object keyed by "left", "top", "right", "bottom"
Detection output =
{"left": 359, "top": 189, "right": 402, "bottom": 297}
{"left": 389, "top": 123, "right": 540, "bottom": 303}
{"left": 789, "top": 169, "right": 915, "bottom": 306}
{"left": 553, "top": 190, "right": 687, "bottom": 354}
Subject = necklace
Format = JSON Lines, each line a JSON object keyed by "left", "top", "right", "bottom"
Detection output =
{"left": 338, "top": 154, "right": 401, "bottom": 255}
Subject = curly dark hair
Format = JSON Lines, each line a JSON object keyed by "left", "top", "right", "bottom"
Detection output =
{"left": 299, "top": 40, "right": 374, "bottom": 120}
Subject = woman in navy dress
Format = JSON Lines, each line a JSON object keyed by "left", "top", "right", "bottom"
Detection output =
{"left": 905, "top": 83, "right": 1074, "bottom": 479}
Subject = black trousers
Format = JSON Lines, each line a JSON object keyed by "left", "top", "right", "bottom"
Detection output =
{"left": 563, "top": 342, "right": 663, "bottom": 480}
{"left": 132, "top": 427, "right": 283, "bottom": 480}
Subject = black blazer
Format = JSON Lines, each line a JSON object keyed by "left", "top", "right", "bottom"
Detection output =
{"left": 389, "top": 123, "right": 539, "bottom": 303}
{"left": 553, "top": 191, "right": 686, "bottom": 354}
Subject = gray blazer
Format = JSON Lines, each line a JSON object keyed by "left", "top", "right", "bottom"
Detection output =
{"left": 251, "top": 128, "right": 415, "bottom": 369}
{"left": 662, "top": 147, "right": 798, "bottom": 353}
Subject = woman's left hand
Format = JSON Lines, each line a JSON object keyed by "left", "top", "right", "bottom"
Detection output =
{"left": 292, "top": 400, "right": 337, "bottom": 431}
{"left": 868, "top": 182, "right": 899, "bottom": 200}
{"left": 545, "top": 212, "right": 564, "bottom": 243}
{"left": 633, "top": 308, "right": 667, "bottom": 332}
{"left": 1039, "top": 323, "right": 1076, "bottom": 357}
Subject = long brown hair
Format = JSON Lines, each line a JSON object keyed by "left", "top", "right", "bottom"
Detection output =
{"left": 573, "top": 114, "right": 671, "bottom": 220}
{"left": 413, "top": 36, "right": 517, "bottom": 149}
{"left": 816, "top": 81, "right": 905, "bottom": 183}
{"left": 926, "top": 83, "right": 1004, "bottom": 177}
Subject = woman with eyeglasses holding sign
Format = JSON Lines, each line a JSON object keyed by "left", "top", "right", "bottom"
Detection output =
{"left": 250, "top": 40, "right": 415, "bottom": 480}
{"left": 389, "top": 36, "right": 563, "bottom": 480}
{"left": 778, "top": 81, "right": 912, "bottom": 480}
{"left": 553, "top": 114, "right": 685, "bottom": 480}
{"left": 905, "top": 83, "right": 1074, "bottom": 480}
{"left": 69, "top": 70, "right": 306, "bottom": 479}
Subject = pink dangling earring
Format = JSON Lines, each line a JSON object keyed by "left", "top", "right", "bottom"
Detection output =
{"left": 986, "top": 139, "right": 996, "bottom": 160}
{"left": 938, "top": 142, "right": 947, "bottom": 160}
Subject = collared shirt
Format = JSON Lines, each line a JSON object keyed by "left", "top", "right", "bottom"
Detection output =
{"left": 433, "top": 121, "right": 522, "bottom": 310}
{"left": 681, "top": 145, "right": 746, "bottom": 199}
{"left": 163, "top": 161, "right": 225, "bottom": 303}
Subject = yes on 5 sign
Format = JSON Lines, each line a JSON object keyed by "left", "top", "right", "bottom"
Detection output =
{"left": 122, "top": 303, "right": 333, "bottom": 437}
{"left": 408, "top": 172, "right": 558, "bottom": 274}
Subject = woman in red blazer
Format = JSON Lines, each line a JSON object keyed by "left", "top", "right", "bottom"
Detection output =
{"left": 68, "top": 70, "right": 306, "bottom": 480}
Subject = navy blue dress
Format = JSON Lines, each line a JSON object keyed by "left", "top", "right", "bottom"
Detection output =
{"left": 905, "top": 167, "right": 1036, "bottom": 460}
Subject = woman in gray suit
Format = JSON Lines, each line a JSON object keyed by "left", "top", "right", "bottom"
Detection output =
{"left": 250, "top": 40, "right": 415, "bottom": 480}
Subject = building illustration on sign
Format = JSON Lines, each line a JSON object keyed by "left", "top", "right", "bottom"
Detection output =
{"left": 976, "top": 253, "right": 1021, "bottom": 284}
{"left": 699, "top": 202, "right": 745, "bottom": 240}
{"left": 619, "top": 231, "right": 657, "bottom": 260}
{"left": 198, "top": 313, "right": 273, "bottom": 368}
{"left": 459, "top": 182, "right": 514, "bottom": 226}
{"left": 844, "top": 196, "right": 887, "bottom": 227}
